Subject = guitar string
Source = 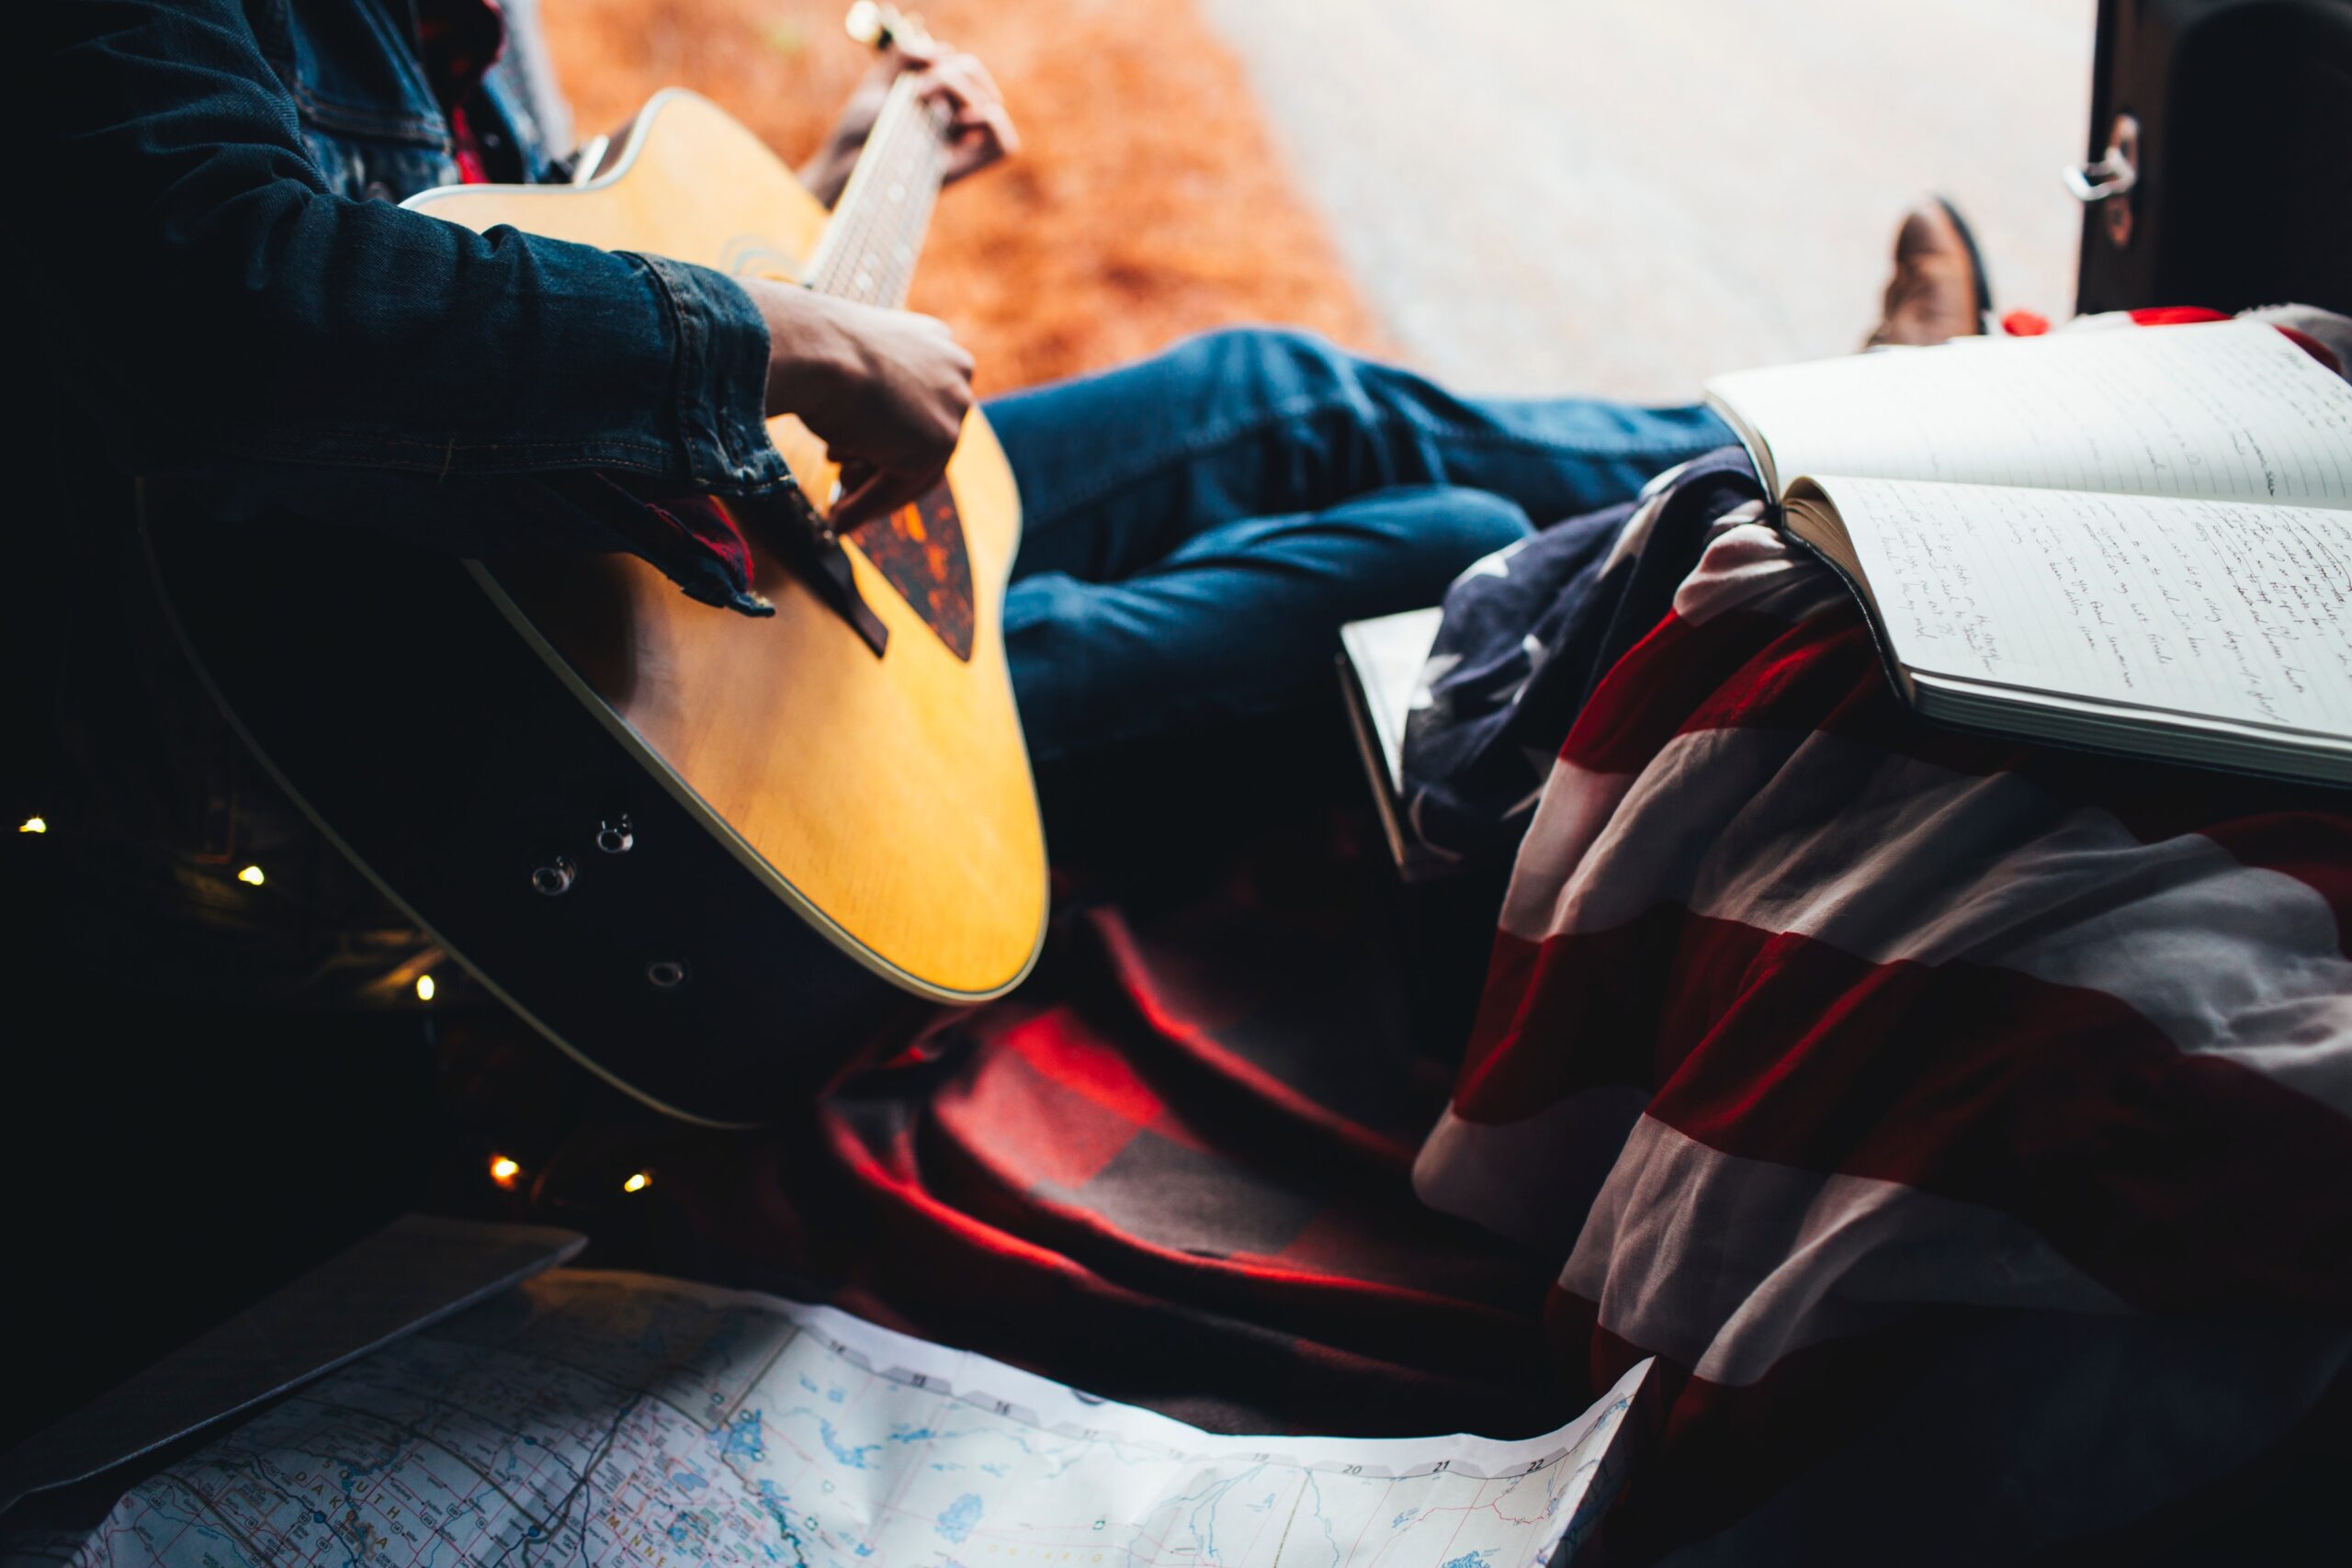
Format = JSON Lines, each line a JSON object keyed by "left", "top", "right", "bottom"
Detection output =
{"left": 818, "top": 110, "right": 944, "bottom": 306}
{"left": 801, "top": 83, "right": 917, "bottom": 295}
{"left": 810, "top": 96, "right": 906, "bottom": 297}
{"left": 808, "top": 83, "right": 951, "bottom": 310}
{"left": 861, "top": 94, "right": 948, "bottom": 304}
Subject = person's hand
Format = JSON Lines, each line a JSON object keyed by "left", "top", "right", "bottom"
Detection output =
{"left": 798, "top": 39, "right": 1020, "bottom": 208}
{"left": 744, "top": 279, "right": 975, "bottom": 531}
{"left": 910, "top": 44, "right": 1020, "bottom": 185}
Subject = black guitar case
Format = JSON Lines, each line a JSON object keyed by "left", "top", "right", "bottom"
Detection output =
{"left": 2075, "top": 0, "right": 2352, "bottom": 316}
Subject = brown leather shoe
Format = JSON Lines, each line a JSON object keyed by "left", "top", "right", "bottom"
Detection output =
{"left": 1864, "top": 197, "right": 1992, "bottom": 348}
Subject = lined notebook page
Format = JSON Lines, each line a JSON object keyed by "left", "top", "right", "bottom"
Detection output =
{"left": 1707, "top": 321, "right": 2352, "bottom": 508}
{"left": 1817, "top": 478, "right": 2352, "bottom": 737}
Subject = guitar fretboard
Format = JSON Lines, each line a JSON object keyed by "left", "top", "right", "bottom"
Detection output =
{"left": 804, "top": 77, "right": 951, "bottom": 310}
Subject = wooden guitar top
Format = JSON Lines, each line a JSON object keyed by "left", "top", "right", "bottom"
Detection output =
{"left": 408, "top": 91, "right": 1046, "bottom": 1002}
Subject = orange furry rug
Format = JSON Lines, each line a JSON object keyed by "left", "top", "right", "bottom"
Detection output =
{"left": 544, "top": 0, "right": 1385, "bottom": 397}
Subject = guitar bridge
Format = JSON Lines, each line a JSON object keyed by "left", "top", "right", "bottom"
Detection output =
{"left": 737, "top": 485, "right": 891, "bottom": 659}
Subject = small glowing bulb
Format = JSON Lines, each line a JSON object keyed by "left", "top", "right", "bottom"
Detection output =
{"left": 488, "top": 1154, "right": 522, "bottom": 1189}
{"left": 236, "top": 864, "right": 266, "bottom": 886}
{"left": 414, "top": 973, "right": 436, "bottom": 1002}
{"left": 622, "top": 1171, "right": 651, "bottom": 1195}
{"left": 17, "top": 817, "right": 45, "bottom": 834}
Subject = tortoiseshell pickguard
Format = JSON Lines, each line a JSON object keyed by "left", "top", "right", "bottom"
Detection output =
{"left": 853, "top": 480, "right": 977, "bottom": 660}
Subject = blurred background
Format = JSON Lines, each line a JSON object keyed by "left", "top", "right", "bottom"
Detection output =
{"left": 549, "top": 0, "right": 2094, "bottom": 399}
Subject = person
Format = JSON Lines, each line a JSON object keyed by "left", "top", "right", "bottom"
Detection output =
{"left": 28, "top": 0, "right": 1758, "bottom": 769}
{"left": 14, "top": 0, "right": 1781, "bottom": 997}
{"left": 27, "top": 0, "right": 1996, "bottom": 785}
{"left": 3, "top": 0, "right": 1987, "bottom": 1443}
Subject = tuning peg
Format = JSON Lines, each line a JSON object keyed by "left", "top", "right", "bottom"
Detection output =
{"left": 845, "top": 3, "right": 933, "bottom": 53}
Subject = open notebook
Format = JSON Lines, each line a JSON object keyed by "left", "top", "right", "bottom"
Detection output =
{"left": 1704, "top": 321, "right": 2352, "bottom": 785}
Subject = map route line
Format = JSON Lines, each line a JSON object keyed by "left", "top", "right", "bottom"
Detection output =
{"left": 1236, "top": 1468, "right": 1290, "bottom": 1566}
{"left": 872, "top": 1391, "right": 952, "bottom": 1546}
{"left": 189, "top": 1460, "right": 322, "bottom": 1566}
{"left": 481, "top": 1393, "right": 642, "bottom": 1568}
{"left": 722, "top": 1322, "right": 807, "bottom": 1427}
{"left": 1266, "top": 1474, "right": 1309, "bottom": 1568}
{"left": 146, "top": 1474, "right": 277, "bottom": 1567}
{"left": 1423, "top": 1476, "right": 1479, "bottom": 1568}
{"left": 282, "top": 1389, "right": 560, "bottom": 1537}
{"left": 246, "top": 1442, "right": 409, "bottom": 1565}
{"left": 1337, "top": 1475, "right": 1397, "bottom": 1568}
{"left": 1401, "top": 1486, "right": 1563, "bottom": 1532}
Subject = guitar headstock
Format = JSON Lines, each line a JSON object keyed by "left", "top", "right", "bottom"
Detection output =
{"left": 844, "top": 2, "right": 933, "bottom": 54}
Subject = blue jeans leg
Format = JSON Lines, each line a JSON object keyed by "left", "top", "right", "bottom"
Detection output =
{"left": 1006, "top": 486, "right": 1533, "bottom": 763}
{"left": 982, "top": 326, "right": 1732, "bottom": 760}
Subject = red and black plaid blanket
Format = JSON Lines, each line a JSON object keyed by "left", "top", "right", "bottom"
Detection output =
{"left": 635, "top": 791, "right": 1574, "bottom": 1445}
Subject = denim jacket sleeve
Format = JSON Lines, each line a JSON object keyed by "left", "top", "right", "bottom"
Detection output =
{"left": 37, "top": 0, "right": 791, "bottom": 509}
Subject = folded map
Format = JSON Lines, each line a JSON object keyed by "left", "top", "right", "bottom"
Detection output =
{"left": 14, "top": 1269, "right": 1649, "bottom": 1568}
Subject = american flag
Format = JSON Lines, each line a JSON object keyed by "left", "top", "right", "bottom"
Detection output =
{"left": 1411, "top": 349, "right": 2352, "bottom": 1555}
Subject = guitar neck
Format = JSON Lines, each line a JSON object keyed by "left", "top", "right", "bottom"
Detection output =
{"left": 804, "top": 76, "right": 950, "bottom": 310}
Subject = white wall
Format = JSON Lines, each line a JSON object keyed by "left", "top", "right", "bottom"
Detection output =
{"left": 1204, "top": 0, "right": 2098, "bottom": 400}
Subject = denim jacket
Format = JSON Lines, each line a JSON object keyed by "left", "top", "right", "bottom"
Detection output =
{"left": 35, "top": 0, "right": 787, "bottom": 611}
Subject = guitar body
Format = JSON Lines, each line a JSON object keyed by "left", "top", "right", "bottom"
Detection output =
{"left": 148, "top": 90, "right": 1046, "bottom": 1125}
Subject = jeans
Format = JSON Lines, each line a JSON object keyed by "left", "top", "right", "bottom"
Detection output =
{"left": 984, "top": 328, "right": 1733, "bottom": 763}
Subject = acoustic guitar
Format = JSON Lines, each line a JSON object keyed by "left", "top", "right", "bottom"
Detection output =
{"left": 146, "top": 7, "right": 1046, "bottom": 1126}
